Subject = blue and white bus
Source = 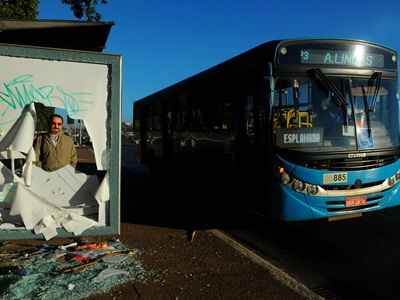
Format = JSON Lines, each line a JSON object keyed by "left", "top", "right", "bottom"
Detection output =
{"left": 134, "top": 39, "right": 399, "bottom": 221}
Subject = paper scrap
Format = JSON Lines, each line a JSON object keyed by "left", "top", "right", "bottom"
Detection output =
{"left": 0, "top": 103, "right": 36, "bottom": 153}
{"left": 22, "top": 147, "right": 36, "bottom": 187}
{"left": 0, "top": 223, "right": 17, "bottom": 229}
{"left": 9, "top": 183, "right": 97, "bottom": 238}
{"left": 34, "top": 216, "right": 58, "bottom": 240}
{"left": 60, "top": 213, "right": 97, "bottom": 236}
{"left": 10, "top": 183, "right": 59, "bottom": 230}
{"left": 29, "top": 165, "right": 98, "bottom": 213}
{"left": 95, "top": 172, "right": 110, "bottom": 203}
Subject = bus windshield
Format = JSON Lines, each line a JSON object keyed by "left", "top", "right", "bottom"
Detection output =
{"left": 272, "top": 74, "right": 399, "bottom": 153}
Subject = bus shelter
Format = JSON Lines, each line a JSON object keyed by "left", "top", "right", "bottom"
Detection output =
{"left": 0, "top": 20, "right": 121, "bottom": 240}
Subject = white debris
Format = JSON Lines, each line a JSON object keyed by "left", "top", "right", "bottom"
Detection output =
{"left": 93, "top": 268, "right": 129, "bottom": 283}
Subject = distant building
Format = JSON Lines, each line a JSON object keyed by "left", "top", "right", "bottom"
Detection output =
{"left": 121, "top": 122, "right": 134, "bottom": 144}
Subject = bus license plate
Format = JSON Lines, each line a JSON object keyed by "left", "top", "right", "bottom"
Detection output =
{"left": 323, "top": 172, "right": 348, "bottom": 184}
{"left": 345, "top": 196, "right": 367, "bottom": 207}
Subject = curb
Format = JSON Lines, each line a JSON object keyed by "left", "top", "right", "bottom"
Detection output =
{"left": 209, "top": 229, "right": 325, "bottom": 300}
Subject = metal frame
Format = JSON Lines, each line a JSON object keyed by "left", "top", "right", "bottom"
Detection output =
{"left": 0, "top": 43, "right": 121, "bottom": 239}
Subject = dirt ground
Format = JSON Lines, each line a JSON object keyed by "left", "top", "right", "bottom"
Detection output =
{"left": 76, "top": 146, "right": 95, "bottom": 164}
{"left": 85, "top": 223, "right": 301, "bottom": 300}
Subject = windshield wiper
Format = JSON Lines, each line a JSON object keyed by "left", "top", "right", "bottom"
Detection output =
{"left": 308, "top": 68, "right": 347, "bottom": 108}
{"left": 359, "top": 72, "right": 382, "bottom": 137}
{"left": 368, "top": 72, "right": 382, "bottom": 112}
{"left": 361, "top": 85, "right": 373, "bottom": 137}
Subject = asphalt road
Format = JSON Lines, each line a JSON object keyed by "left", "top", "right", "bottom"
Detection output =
{"left": 122, "top": 143, "right": 400, "bottom": 299}
{"left": 225, "top": 200, "right": 400, "bottom": 299}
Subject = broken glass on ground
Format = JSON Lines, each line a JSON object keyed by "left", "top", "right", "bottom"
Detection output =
{"left": 0, "top": 240, "right": 153, "bottom": 300}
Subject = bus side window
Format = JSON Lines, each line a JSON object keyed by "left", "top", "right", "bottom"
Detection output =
{"left": 177, "top": 110, "right": 185, "bottom": 132}
{"left": 245, "top": 96, "right": 255, "bottom": 138}
{"left": 146, "top": 112, "right": 153, "bottom": 132}
{"left": 167, "top": 111, "right": 173, "bottom": 134}
{"left": 299, "top": 81, "right": 311, "bottom": 105}
{"left": 191, "top": 107, "right": 203, "bottom": 131}
{"left": 273, "top": 89, "right": 288, "bottom": 106}
{"left": 222, "top": 101, "right": 233, "bottom": 132}
{"left": 286, "top": 88, "right": 294, "bottom": 106}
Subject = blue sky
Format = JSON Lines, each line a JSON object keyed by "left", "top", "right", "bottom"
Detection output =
{"left": 39, "top": 0, "right": 400, "bottom": 122}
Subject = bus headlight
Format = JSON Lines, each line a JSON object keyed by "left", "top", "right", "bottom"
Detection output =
{"left": 389, "top": 176, "right": 396, "bottom": 186}
{"left": 277, "top": 166, "right": 320, "bottom": 195}
{"left": 396, "top": 171, "right": 400, "bottom": 181}
{"left": 306, "top": 184, "right": 319, "bottom": 195}
{"left": 292, "top": 179, "right": 305, "bottom": 192}
{"left": 281, "top": 172, "right": 291, "bottom": 184}
{"left": 277, "top": 166, "right": 291, "bottom": 185}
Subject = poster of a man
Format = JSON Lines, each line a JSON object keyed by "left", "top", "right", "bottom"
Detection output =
{"left": 34, "top": 114, "right": 78, "bottom": 172}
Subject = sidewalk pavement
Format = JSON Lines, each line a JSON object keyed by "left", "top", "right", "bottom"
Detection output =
{"left": 86, "top": 222, "right": 303, "bottom": 300}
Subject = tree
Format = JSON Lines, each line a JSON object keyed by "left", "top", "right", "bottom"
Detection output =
{"left": 0, "top": 0, "right": 39, "bottom": 20}
{"left": 0, "top": 0, "right": 108, "bottom": 22}
{"left": 34, "top": 103, "right": 54, "bottom": 133}
{"left": 62, "top": 0, "right": 108, "bottom": 21}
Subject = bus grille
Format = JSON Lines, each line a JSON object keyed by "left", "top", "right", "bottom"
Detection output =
{"left": 326, "top": 195, "right": 382, "bottom": 212}
{"left": 322, "top": 180, "right": 385, "bottom": 190}
{"left": 329, "top": 156, "right": 397, "bottom": 171}
{"left": 279, "top": 149, "right": 400, "bottom": 171}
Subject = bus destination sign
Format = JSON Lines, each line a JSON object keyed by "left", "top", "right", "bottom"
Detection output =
{"left": 275, "top": 128, "right": 323, "bottom": 148}
{"left": 300, "top": 49, "right": 384, "bottom": 68}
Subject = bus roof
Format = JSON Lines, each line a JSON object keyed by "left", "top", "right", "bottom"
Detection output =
{"left": 135, "top": 38, "right": 395, "bottom": 106}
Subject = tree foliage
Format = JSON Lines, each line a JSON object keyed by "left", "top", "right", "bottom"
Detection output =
{"left": 34, "top": 103, "right": 55, "bottom": 132}
{"left": 62, "top": 0, "right": 108, "bottom": 21}
{"left": 0, "top": 0, "right": 39, "bottom": 20}
{"left": 0, "top": 0, "right": 108, "bottom": 21}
